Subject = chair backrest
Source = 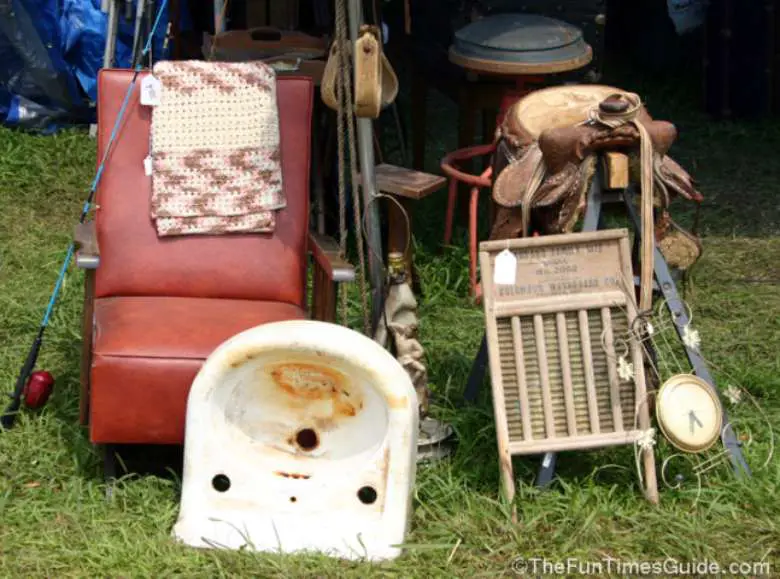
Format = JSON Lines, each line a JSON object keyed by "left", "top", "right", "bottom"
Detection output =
{"left": 94, "top": 69, "right": 313, "bottom": 307}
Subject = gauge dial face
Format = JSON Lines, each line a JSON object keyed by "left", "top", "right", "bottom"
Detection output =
{"left": 657, "top": 375, "right": 723, "bottom": 453}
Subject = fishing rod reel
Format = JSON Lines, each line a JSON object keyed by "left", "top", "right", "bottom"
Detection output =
{"left": 21, "top": 371, "right": 55, "bottom": 411}
{"left": 1, "top": 328, "right": 55, "bottom": 431}
{"left": 1, "top": 369, "right": 54, "bottom": 431}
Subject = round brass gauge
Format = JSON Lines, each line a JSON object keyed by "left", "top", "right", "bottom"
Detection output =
{"left": 656, "top": 374, "right": 723, "bottom": 453}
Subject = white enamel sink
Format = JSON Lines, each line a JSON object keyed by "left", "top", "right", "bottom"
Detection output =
{"left": 172, "top": 320, "right": 419, "bottom": 561}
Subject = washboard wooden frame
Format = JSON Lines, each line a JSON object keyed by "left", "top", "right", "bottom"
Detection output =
{"left": 479, "top": 229, "right": 658, "bottom": 507}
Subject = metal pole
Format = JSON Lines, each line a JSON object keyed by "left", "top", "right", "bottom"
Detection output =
{"left": 102, "top": 0, "right": 120, "bottom": 69}
{"left": 347, "top": 0, "right": 385, "bottom": 329}
{"left": 214, "top": 0, "right": 226, "bottom": 33}
{"left": 130, "top": 0, "right": 147, "bottom": 68}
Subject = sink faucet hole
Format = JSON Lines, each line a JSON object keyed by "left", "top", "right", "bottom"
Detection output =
{"left": 357, "top": 485, "right": 377, "bottom": 505}
{"left": 212, "top": 474, "right": 231, "bottom": 492}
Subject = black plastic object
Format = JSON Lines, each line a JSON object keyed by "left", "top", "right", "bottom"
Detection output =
{"left": 450, "top": 13, "right": 591, "bottom": 67}
{"left": 0, "top": 0, "right": 86, "bottom": 131}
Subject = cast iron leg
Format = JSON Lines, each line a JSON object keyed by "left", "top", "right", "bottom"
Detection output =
{"left": 103, "top": 444, "right": 117, "bottom": 499}
{"left": 464, "top": 334, "right": 488, "bottom": 404}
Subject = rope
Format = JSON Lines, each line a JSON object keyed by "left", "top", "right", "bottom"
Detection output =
{"left": 335, "top": 2, "right": 348, "bottom": 326}
{"left": 334, "top": 0, "right": 370, "bottom": 334}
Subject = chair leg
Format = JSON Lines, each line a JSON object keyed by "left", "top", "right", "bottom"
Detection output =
{"left": 102, "top": 443, "right": 118, "bottom": 499}
{"left": 443, "top": 178, "right": 458, "bottom": 247}
{"left": 468, "top": 186, "right": 480, "bottom": 298}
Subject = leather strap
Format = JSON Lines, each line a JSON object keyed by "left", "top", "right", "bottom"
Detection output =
{"left": 587, "top": 93, "right": 654, "bottom": 311}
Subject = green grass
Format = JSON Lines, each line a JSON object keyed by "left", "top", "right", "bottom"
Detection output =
{"left": 0, "top": 66, "right": 779, "bottom": 577}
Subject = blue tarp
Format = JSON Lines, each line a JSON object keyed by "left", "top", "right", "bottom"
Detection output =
{"left": 0, "top": 0, "right": 171, "bottom": 132}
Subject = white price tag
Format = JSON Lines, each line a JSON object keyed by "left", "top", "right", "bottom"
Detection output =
{"left": 143, "top": 156, "right": 152, "bottom": 176}
{"left": 140, "top": 75, "right": 161, "bottom": 106}
{"left": 493, "top": 248, "right": 517, "bottom": 285}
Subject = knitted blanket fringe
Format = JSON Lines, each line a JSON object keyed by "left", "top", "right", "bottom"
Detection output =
{"left": 149, "top": 60, "right": 285, "bottom": 237}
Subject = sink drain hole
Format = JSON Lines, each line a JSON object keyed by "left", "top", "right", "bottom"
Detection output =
{"left": 295, "top": 428, "right": 319, "bottom": 450}
{"left": 357, "top": 485, "right": 377, "bottom": 505}
{"left": 212, "top": 474, "right": 231, "bottom": 492}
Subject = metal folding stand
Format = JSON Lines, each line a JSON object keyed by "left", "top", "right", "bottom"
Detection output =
{"left": 621, "top": 185, "right": 751, "bottom": 478}
{"left": 464, "top": 162, "right": 751, "bottom": 489}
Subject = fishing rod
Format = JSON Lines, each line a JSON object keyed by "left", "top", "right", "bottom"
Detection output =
{"left": 1, "top": 0, "right": 169, "bottom": 431}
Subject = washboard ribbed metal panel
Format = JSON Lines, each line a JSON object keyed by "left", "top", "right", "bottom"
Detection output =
{"left": 479, "top": 230, "right": 658, "bottom": 504}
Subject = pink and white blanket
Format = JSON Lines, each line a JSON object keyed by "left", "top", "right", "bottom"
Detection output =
{"left": 149, "top": 60, "right": 284, "bottom": 237}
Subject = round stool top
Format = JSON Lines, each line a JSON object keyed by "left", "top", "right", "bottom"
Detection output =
{"left": 449, "top": 13, "right": 592, "bottom": 76}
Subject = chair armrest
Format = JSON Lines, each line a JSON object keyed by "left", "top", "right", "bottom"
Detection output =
{"left": 309, "top": 231, "right": 355, "bottom": 283}
{"left": 74, "top": 221, "right": 100, "bottom": 269}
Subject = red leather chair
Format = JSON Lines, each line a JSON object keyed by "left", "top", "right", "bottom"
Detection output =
{"left": 74, "top": 69, "right": 353, "bottom": 477}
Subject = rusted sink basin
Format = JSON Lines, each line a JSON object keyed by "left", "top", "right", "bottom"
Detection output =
{"left": 172, "top": 320, "right": 418, "bottom": 561}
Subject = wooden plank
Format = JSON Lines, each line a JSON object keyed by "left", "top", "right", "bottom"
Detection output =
{"left": 479, "top": 228, "right": 630, "bottom": 253}
{"left": 511, "top": 316, "right": 533, "bottom": 441}
{"left": 579, "top": 309, "right": 601, "bottom": 434}
{"left": 495, "top": 291, "right": 625, "bottom": 317}
{"left": 603, "top": 151, "right": 630, "bottom": 189}
{"left": 368, "top": 164, "right": 447, "bottom": 200}
{"left": 534, "top": 314, "right": 556, "bottom": 438}
{"left": 601, "top": 307, "right": 625, "bottom": 432}
{"left": 556, "top": 312, "right": 577, "bottom": 437}
{"left": 479, "top": 250, "right": 517, "bottom": 508}
{"left": 509, "top": 429, "right": 647, "bottom": 454}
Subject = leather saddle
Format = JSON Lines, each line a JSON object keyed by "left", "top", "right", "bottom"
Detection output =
{"left": 490, "top": 85, "right": 704, "bottom": 270}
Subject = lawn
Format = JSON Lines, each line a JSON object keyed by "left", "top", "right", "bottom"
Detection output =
{"left": 0, "top": 62, "right": 778, "bottom": 577}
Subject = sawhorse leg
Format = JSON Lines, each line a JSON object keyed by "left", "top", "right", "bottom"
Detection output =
{"left": 622, "top": 188, "right": 750, "bottom": 477}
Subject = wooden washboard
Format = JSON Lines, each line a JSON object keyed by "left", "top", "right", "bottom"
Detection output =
{"left": 479, "top": 230, "right": 658, "bottom": 506}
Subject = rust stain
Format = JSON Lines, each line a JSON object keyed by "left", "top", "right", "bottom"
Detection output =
{"left": 268, "top": 362, "right": 362, "bottom": 420}
{"left": 274, "top": 471, "right": 312, "bottom": 480}
{"left": 271, "top": 362, "right": 343, "bottom": 399}
{"left": 379, "top": 446, "right": 390, "bottom": 479}
{"left": 228, "top": 350, "right": 260, "bottom": 368}
{"left": 386, "top": 395, "right": 408, "bottom": 410}
{"left": 313, "top": 417, "right": 336, "bottom": 432}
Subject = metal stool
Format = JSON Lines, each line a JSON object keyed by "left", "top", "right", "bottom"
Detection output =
{"left": 440, "top": 14, "right": 593, "bottom": 300}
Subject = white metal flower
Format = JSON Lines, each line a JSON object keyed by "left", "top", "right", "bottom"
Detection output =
{"left": 618, "top": 356, "right": 634, "bottom": 382}
{"left": 637, "top": 428, "right": 656, "bottom": 450}
{"left": 646, "top": 321, "right": 654, "bottom": 336}
{"left": 682, "top": 325, "right": 701, "bottom": 351}
{"left": 725, "top": 384, "right": 743, "bottom": 405}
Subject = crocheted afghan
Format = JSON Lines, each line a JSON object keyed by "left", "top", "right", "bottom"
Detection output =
{"left": 149, "top": 60, "right": 284, "bottom": 237}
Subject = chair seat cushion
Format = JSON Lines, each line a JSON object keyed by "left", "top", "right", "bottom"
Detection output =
{"left": 90, "top": 296, "right": 306, "bottom": 444}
